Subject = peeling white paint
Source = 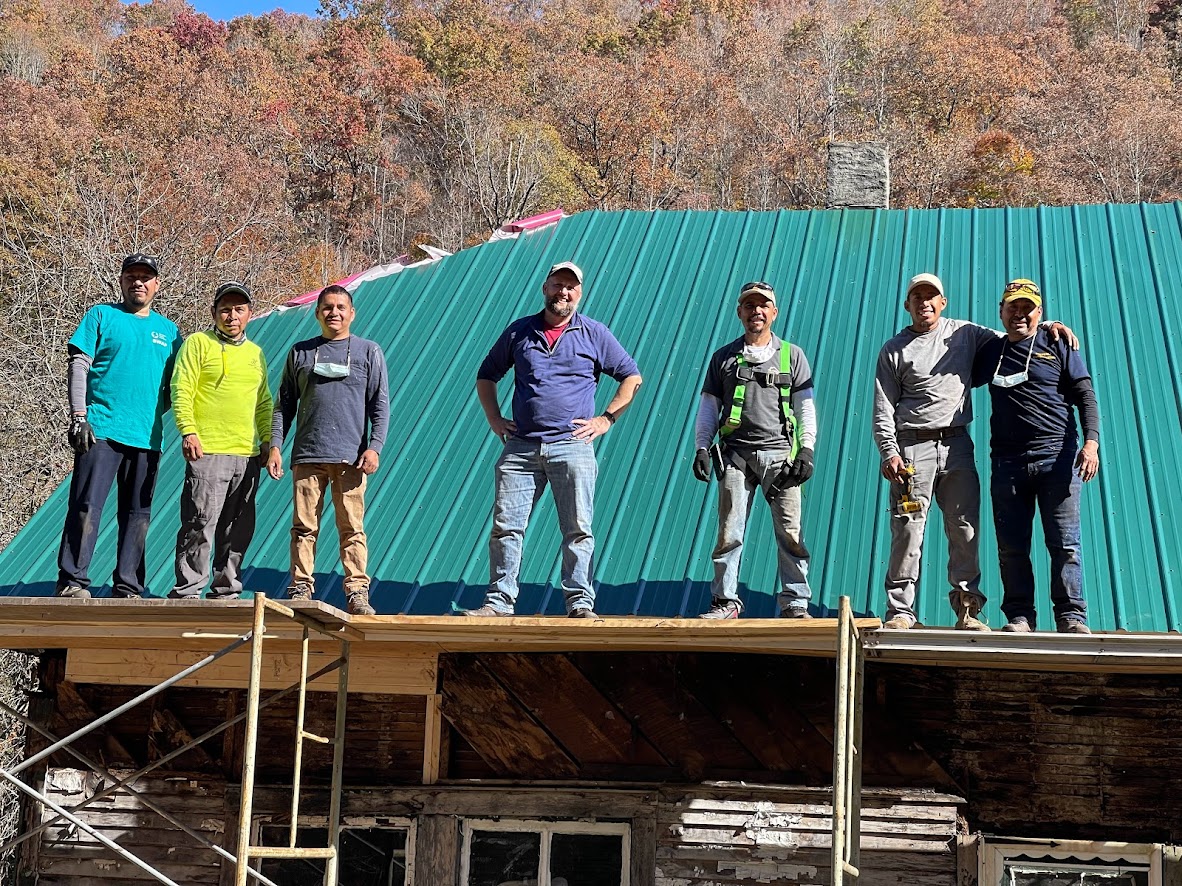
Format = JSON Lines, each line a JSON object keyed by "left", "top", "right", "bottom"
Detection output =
{"left": 49, "top": 769, "right": 86, "bottom": 795}
{"left": 201, "top": 818, "right": 225, "bottom": 835}
{"left": 718, "top": 861, "right": 819, "bottom": 881}
{"left": 742, "top": 801, "right": 801, "bottom": 848}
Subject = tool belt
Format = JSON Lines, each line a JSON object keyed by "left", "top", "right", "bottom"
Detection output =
{"left": 897, "top": 426, "right": 967, "bottom": 444}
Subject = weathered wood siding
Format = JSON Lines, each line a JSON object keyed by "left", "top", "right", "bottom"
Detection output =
{"left": 35, "top": 673, "right": 426, "bottom": 783}
{"left": 29, "top": 776, "right": 960, "bottom": 886}
{"left": 655, "top": 786, "right": 960, "bottom": 886}
{"left": 36, "top": 771, "right": 226, "bottom": 884}
{"left": 885, "top": 665, "right": 1182, "bottom": 842}
{"left": 442, "top": 652, "right": 956, "bottom": 788}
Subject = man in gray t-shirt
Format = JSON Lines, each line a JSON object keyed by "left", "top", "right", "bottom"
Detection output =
{"left": 692, "top": 281, "right": 818, "bottom": 619}
{"left": 267, "top": 284, "right": 390, "bottom": 615}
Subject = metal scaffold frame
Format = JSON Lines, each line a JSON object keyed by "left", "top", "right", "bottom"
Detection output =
{"left": 831, "top": 595, "right": 866, "bottom": 886}
{"left": 0, "top": 594, "right": 355, "bottom": 886}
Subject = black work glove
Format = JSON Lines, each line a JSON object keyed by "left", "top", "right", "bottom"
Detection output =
{"left": 68, "top": 415, "right": 96, "bottom": 454}
{"left": 692, "top": 448, "right": 711, "bottom": 482}
{"left": 786, "top": 446, "right": 814, "bottom": 486}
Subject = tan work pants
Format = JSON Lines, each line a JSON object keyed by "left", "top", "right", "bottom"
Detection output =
{"left": 290, "top": 463, "right": 368, "bottom": 590}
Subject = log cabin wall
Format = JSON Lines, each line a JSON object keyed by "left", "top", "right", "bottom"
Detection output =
{"left": 882, "top": 664, "right": 1182, "bottom": 843}
{"left": 441, "top": 653, "right": 1182, "bottom": 842}
{"left": 19, "top": 649, "right": 1182, "bottom": 883}
{"left": 34, "top": 772, "right": 226, "bottom": 885}
{"left": 30, "top": 777, "right": 962, "bottom": 885}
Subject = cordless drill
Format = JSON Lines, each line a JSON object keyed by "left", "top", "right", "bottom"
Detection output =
{"left": 895, "top": 462, "right": 922, "bottom": 516}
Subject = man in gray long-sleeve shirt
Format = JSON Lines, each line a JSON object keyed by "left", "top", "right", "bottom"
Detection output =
{"left": 874, "top": 273, "right": 996, "bottom": 631}
{"left": 267, "top": 284, "right": 389, "bottom": 615}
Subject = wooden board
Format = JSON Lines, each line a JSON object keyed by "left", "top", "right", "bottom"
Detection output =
{"left": 65, "top": 644, "right": 438, "bottom": 695}
{"left": 570, "top": 652, "right": 762, "bottom": 777}
{"left": 439, "top": 654, "right": 578, "bottom": 778}
{"left": 487, "top": 653, "right": 667, "bottom": 767}
{"left": 0, "top": 597, "right": 881, "bottom": 657}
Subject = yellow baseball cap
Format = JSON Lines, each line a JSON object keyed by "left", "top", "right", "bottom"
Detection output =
{"left": 1002, "top": 278, "right": 1042, "bottom": 307}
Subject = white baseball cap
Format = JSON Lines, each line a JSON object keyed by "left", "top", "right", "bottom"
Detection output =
{"left": 547, "top": 261, "right": 584, "bottom": 283}
{"left": 906, "top": 273, "right": 945, "bottom": 297}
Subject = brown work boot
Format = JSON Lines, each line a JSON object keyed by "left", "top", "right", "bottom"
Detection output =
{"left": 882, "top": 615, "right": 913, "bottom": 630}
{"left": 954, "top": 592, "right": 991, "bottom": 631}
{"left": 345, "top": 585, "right": 376, "bottom": 616}
{"left": 463, "top": 603, "right": 512, "bottom": 617}
{"left": 1002, "top": 616, "right": 1033, "bottom": 633}
{"left": 287, "top": 583, "right": 314, "bottom": 602}
{"left": 1056, "top": 618, "right": 1092, "bottom": 634}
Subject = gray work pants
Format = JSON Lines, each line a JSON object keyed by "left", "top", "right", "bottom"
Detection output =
{"left": 885, "top": 434, "right": 982, "bottom": 625}
{"left": 711, "top": 446, "right": 811, "bottom": 611}
{"left": 171, "top": 454, "right": 260, "bottom": 599}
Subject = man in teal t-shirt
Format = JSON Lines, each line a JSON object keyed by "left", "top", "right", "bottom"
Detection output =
{"left": 55, "top": 253, "right": 182, "bottom": 599}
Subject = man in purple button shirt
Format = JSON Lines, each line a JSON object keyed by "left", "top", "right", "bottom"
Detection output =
{"left": 468, "top": 262, "right": 643, "bottom": 618}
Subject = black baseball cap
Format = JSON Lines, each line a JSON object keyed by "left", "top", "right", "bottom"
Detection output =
{"left": 121, "top": 252, "right": 160, "bottom": 276}
{"left": 213, "top": 281, "right": 252, "bottom": 306}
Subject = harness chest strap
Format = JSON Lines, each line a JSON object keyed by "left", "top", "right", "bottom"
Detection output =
{"left": 719, "top": 343, "right": 800, "bottom": 458}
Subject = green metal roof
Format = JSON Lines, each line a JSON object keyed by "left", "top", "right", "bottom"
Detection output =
{"left": 2, "top": 204, "right": 1180, "bottom": 631}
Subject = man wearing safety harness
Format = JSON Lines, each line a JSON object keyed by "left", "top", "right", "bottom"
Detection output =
{"left": 693, "top": 281, "right": 817, "bottom": 619}
{"left": 972, "top": 279, "right": 1098, "bottom": 634}
{"left": 268, "top": 284, "right": 390, "bottom": 616}
{"left": 874, "top": 272, "right": 1077, "bottom": 631}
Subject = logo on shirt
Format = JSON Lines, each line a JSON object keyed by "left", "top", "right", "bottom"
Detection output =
{"left": 1033, "top": 351, "right": 1056, "bottom": 361}
{"left": 151, "top": 331, "right": 170, "bottom": 347}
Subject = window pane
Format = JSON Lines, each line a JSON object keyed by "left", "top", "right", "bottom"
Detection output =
{"left": 1006, "top": 865, "right": 1148, "bottom": 886}
{"left": 258, "top": 825, "right": 408, "bottom": 886}
{"left": 468, "top": 830, "right": 541, "bottom": 886}
{"left": 550, "top": 833, "right": 624, "bottom": 886}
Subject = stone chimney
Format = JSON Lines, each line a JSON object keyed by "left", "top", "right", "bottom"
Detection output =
{"left": 826, "top": 142, "right": 890, "bottom": 209}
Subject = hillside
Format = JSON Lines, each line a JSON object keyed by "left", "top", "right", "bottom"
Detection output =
{"left": 1, "top": 0, "right": 1181, "bottom": 540}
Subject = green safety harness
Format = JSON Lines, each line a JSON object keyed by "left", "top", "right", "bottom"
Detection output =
{"left": 719, "top": 344, "right": 800, "bottom": 460}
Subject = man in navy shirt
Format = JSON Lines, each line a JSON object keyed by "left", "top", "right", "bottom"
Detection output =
{"left": 973, "top": 279, "right": 1100, "bottom": 634}
{"left": 469, "top": 262, "right": 642, "bottom": 618}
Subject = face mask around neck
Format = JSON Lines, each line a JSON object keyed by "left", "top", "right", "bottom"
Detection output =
{"left": 312, "top": 340, "right": 351, "bottom": 379}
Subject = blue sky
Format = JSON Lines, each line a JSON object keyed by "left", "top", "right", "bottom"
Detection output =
{"left": 185, "top": 1, "right": 322, "bottom": 19}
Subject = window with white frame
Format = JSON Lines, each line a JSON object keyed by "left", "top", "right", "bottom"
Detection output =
{"left": 256, "top": 820, "right": 414, "bottom": 885}
{"left": 461, "top": 819, "right": 629, "bottom": 886}
{"left": 982, "top": 841, "right": 1162, "bottom": 886}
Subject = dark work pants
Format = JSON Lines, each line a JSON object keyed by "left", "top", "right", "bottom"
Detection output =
{"left": 57, "top": 439, "right": 160, "bottom": 597}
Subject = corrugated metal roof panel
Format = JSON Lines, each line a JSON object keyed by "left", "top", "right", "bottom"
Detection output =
{"left": 2, "top": 204, "right": 1180, "bottom": 632}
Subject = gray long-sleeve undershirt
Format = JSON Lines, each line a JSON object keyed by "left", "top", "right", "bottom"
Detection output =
{"left": 67, "top": 349, "right": 92, "bottom": 415}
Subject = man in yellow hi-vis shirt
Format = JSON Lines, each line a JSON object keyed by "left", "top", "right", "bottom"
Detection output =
{"left": 168, "top": 282, "right": 273, "bottom": 600}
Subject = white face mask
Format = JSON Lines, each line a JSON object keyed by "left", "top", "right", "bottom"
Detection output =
{"left": 991, "top": 337, "right": 1035, "bottom": 389}
{"left": 991, "top": 370, "right": 1028, "bottom": 388}
{"left": 313, "top": 340, "right": 351, "bottom": 379}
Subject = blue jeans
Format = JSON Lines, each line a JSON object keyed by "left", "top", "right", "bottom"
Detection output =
{"left": 991, "top": 451, "right": 1087, "bottom": 627}
{"left": 487, "top": 438, "right": 597, "bottom": 612}
{"left": 57, "top": 439, "right": 160, "bottom": 597}
{"left": 711, "top": 446, "right": 811, "bottom": 611}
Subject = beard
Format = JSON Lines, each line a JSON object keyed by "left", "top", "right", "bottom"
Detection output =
{"left": 546, "top": 297, "right": 574, "bottom": 319}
